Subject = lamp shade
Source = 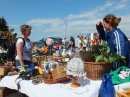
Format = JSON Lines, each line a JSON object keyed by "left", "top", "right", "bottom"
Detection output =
{"left": 66, "top": 57, "right": 86, "bottom": 77}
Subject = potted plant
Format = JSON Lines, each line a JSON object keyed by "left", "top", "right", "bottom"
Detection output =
{"left": 84, "top": 44, "right": 125, "bottom": 80}
{"left": 91, "top": 45, "right": 125, "bottom": 63}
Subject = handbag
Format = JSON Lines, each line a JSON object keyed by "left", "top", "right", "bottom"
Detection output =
{"left": 99, "top": 73, "right": 115, "bottom": 97}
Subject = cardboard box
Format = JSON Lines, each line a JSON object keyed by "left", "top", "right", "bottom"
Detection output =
{"left": 0, "top": 66, "right": 13, "bottom": 76}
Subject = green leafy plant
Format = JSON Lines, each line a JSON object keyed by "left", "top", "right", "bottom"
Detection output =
{"left": 91, "top": 44, "right": 125, "bottom": 64}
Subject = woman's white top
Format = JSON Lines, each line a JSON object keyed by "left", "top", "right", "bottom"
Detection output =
{"left": 16, "top": 38, "right": 32, "bottom": 61}
{"left": 83, "top": 39, "right": 87, "bottom": 47}
{"left": 78, "top": 39, "right": 82, "bottom": 49}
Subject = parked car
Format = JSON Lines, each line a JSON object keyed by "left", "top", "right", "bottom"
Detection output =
{"left": 51, "top": 37, "right": 62, "bottom": 45}
{"left": 35, "top": 37, "right": 62, "bottom": 48}
{"left": 35, "top": 39, "right": 45, "bottom": 48}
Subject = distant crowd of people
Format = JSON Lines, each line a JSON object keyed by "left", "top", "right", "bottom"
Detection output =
{"left": 31, "top": 34, "right": 101, "bottom": 56}
{"left": 62, "top": 34, "right": 101, "bottom": 52}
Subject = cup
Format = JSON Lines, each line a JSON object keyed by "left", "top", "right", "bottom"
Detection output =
{"left": 86, "top": 47, "right": 89, "bottom": 51}
{"left": 55, "top": 57, "right": 58, "bottom": 62}
{"left": 42, "top": 62, "right": 50, "bottom": 73}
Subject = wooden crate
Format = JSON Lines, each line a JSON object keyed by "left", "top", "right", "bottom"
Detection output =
{"left": 0, "top": 66, "right": 13, "bottom": 76}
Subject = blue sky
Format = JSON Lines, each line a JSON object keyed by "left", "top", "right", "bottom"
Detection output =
{"left": 0, "top": 0, "right": 130, "bottom": 42}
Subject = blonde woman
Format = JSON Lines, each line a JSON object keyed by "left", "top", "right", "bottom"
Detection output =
{"left": 78, "top": 35, "right": 83, "bottom": 51}
{"left": 96, "top": 14, "right": 130, "bottom": 70}
{"left": 82, "top": 36, "right": 88, "bottom": 50}
{"left": 15, "top": 25, "right": 33, "bottom": 67}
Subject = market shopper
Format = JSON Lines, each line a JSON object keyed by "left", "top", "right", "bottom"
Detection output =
{"left": 16, "top": 24, "right": 33, "bottom": 67}
{"left": 46, "top": 36, "right": 54, "bottom": 55}
{"left": 78, "top": 35, "right": 83, "bottom": 51}
{"left": 96, "top": 14, "right": 130, "bottom": 70}
{"left": 55, "top": 41, "right": 60, "bottom": 50}
{"left": 75, "top": 35, "right": 79, "bottom": 48}
{"left": 82, "top": 36, "right": 88, "bottom": 51}
{"left": 68, "top": 36, "right": 75, "bottom": 51}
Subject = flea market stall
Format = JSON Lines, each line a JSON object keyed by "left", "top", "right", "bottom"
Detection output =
{"left": 0, "top": 43, "right": 130, "bottom": 97}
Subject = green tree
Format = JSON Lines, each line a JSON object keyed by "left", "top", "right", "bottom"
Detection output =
{"left": 0, "top": 17, "right": 9, "bottom": 31}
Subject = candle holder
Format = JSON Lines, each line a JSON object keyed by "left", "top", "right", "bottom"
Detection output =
{"left": 70, "top": 76, "right": 81, "bottom": 88}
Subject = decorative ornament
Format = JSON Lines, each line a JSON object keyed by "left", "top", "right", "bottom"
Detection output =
{"left": 66, "top": 50, "right": 86, "bottom": 88}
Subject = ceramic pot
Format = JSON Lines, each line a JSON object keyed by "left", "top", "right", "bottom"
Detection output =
{"left": 62, "top": 49, "right": 68, "bottom": 57}
{"left": 55, "top": 50, "right": 61, "bottom": 57}
{"left": 42, "top": 62, "right": 50, "bottom": 73}
{"left": 49, "top": 62, "right": 56, "bottom": 71}
{"left": 68, "top": 50, "right": 73, "bottom": 57}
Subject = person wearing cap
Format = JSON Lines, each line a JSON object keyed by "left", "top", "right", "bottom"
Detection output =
{"left": 46, "top": 36, "right": 54, "bottom": 55}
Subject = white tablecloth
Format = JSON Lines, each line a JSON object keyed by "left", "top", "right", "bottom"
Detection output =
{"left": 0, "top": 75, "right": 102, "bottom": 97}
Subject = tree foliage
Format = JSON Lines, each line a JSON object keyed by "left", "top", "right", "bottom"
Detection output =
{"left": 0, "top": 17, "right": 9, "bottom": 31}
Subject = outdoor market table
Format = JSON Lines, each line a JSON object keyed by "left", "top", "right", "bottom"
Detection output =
{"left": 0, "top": 75, "right": 102, "bottom": 97}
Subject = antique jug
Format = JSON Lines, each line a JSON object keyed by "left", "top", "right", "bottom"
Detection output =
{"left": 68, "top": 50, "right": 73, "bottom": 57}
{"left": 62, "top": 49, "right": 68, "bottom": 57}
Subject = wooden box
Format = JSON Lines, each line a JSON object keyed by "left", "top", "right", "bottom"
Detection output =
{"left": 0, "top": 66, "right": 13, "bottom": 76}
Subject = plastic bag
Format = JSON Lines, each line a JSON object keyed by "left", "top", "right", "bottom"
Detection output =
{"left": 99, "top": 73, "right": 115, "bottom": 97}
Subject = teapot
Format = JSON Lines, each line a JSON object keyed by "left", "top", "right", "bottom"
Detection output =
{"left": 68, "top": 50, "right": 73, "bottom": 57}
{"left": 61, "top": 49, "right": 68, "bottom": 57}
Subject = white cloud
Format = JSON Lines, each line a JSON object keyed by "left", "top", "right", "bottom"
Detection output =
{"left": 118, "top": 15, "right": 130, "bottom": 37}
{"left": 110, "top": 0, "right": 129, "bottom": 11}
{"left": 25, "top": 0, "right": 130, "bottom": 41}
{"left": 67, "top": 1, "right": 113, "bottom": 20}
{"left": 121, "top": 0, "right": 128, "bottom": 3}
{"left": 96, "top": 1, "right": 113, "bottom": 11}
{"left": 27, "top": 18, "right": 64, "bottom": 27}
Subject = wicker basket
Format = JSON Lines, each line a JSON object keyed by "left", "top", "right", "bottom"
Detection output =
{"left": 51, "top": 65, "right": 67, "bottom": 80}
{"left": 43, "top": 76, "right": 71, "bottom": 84}
{"left": 84, "top": 61, "right": 112, "bottom": 80}
{"left": 42, "top": 65, "right": 71, "bottom": 84}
